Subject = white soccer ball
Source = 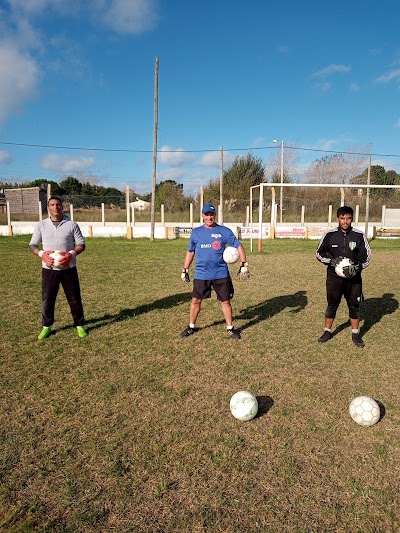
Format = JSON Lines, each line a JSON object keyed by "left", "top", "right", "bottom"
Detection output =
{"left": 49, "top": 250, "right": 64, "bottom": 269}
{"left": 230, "top": 391, "right": 258, "bottom": 421}
{"left": 335, "top": 257, "right": 354, "bottom": 278}
{"left": 349, "top": 396, "right": 380, "bottom": 427}
{"left": 223, "top": 246, "right": 240, "bottom": 264}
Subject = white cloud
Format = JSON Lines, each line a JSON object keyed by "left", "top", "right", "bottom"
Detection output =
{"left": 313, "top": 138, "right": 343, "bottom": 151}
{"left": 349, "top": 82, "right": 360, "bottom": 92}
{"left": 276, "top": 45, "right": 289, "bottom": 54}
{"left": 252, "top": 136, "right": 266, "bottom": 147}
{"left": 372, "top": 157, "right": 400, "bottom": 173}
{"left": 6, "top": 0, "right": 160, "bottom": 35}
{"left": 319, "top": 81, "right": 331, "bottom": 92}
{"left": 0, "top": 150, "right": 13, "bottom": 163}
{"left": 199, "top": 151, "right": 221, "bottom": 168}
{"left": 7, "top": 0, "right": 78, "bottom": 18}
{"left": 0, "top": 44, "right": 39, "bottom": 122}
{"left": 395, "top": 118, "right": 400, "bottom": 129}
{"left": 0, "top": 0, "right": 160, "bottom": 122}
{"left": 312, "top": 64, "right": 351, "bottom": 92}
{"left": 0, "top": 16, "right": 42, "bottom": 51}
{"left": 41, "top": 154, "right": 95, "bottom": 173}
{"left": 157, "top": 167, "right": 187, "bottom": 181}
{"left": 313, "top": 64, "right": 352, "bottom": 78}
{"left": 46, "top": 35, "right": 90, "bottom": 79}
{"left": 92, "top": 0, "right": 160, "bottom": 34}
{"left": 200, "top": 151, "right": 220, "bottom": 168}
{"left": 199, "top": 150, "right": 236, "bottom": 169}
{"left": 158, "top": 146, "right": 196, "bottom": 166}
{"left": 376, "top": 69, "right": 400, "bottom": 84}
{"left": 7, "top": 0, "right": 58, "bottom": 14}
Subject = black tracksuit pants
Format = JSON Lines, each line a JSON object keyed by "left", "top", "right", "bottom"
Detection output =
{"left": 41, "top": 267, "right": 84, "bottom": 327}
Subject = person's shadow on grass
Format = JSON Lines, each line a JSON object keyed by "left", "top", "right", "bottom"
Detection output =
{"left": 236, "top": 290, "right": 308, "bottom": 333}
{"left": 62, "top": 292, "right": 193, "bottom": 332}
{"left": 330, "top": 293, "right": 398, "bottom": 338}
{"left": 360, "top": 293, "right": 398, "bottom": 337}
{"left": 205, "top": 290, "right": 308, "bottom": 333}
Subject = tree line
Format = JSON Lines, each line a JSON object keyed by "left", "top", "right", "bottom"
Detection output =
{"left": 1, "top": 148, "right": 399, "bottom": 217}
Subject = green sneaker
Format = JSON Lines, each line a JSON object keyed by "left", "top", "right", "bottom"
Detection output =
{"left": 77, "top": 326, "right": 88, "bottom": 338}
{"left": 38, "top": 327, "right": 52, "bottom": 340}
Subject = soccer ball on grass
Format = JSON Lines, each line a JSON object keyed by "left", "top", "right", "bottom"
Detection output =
{"left": 230, "top": 391, "right": 258, "bottom": 421}
{"left": 223, "top": 246, "right": 240, "bottom": 264}
{"left": 349, "top": 396, "right": 380, "bottom": 427}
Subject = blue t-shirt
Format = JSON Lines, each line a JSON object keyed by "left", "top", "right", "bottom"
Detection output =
{"left": 188, "top": 224, "right": 242, "bottom": 280}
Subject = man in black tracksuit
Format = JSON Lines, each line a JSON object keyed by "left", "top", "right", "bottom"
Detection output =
{"left": 316, "top": 206, "right": 371, "bottom": 348}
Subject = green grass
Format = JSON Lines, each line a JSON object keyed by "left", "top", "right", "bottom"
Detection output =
{"left": 1, "top": 235, "right": 400, "bottom": 532}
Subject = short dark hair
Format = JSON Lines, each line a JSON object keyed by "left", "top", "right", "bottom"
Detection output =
{"left": 48, "top": 196, "right": 63, "bottom": 205}
{"left": 337, "top": 205, "right": 353, "bottom": 217}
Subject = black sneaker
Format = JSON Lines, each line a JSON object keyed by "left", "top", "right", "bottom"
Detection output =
{"left": 227, "top": 327, "right": 241, "bottom": 340}
{"left": 180, "top": 325, "right": 196, "bottom": 338}
{"left": 352, "top": 333, "right": 365, "bottom": 348}
{"left": 318, "top": 331, "right": 332, "bottom": 343}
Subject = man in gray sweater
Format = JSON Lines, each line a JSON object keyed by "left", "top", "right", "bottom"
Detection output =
{"left": 29, "top": 196, "right": 87, "bottom": 340}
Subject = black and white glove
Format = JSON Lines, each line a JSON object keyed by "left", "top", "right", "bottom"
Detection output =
{"left": 342, "top": 262, "right": 362, "bottom": 278}
{"left": 181, "top": 268, "right": 190, "bottom": 283}
{"left": 237, "top": 262, "right": 250, "bottom": 281}
{"left": 330, "top": 256, "right": 344, "bottom": 268}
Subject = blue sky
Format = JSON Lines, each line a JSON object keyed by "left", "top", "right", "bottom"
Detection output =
{"left": 0, "top": 0, "right": 400, "bottom": 195}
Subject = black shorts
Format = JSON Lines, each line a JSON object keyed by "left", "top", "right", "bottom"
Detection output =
{"left": 192, "top": 277, "right": 234, "bottom": 302}
{"left": 326, "top": 274, "right": 363, "bottom": 308}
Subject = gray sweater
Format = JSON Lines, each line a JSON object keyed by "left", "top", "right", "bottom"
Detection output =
{"left": 29, "top": 214, "right": 85, "bottom": 269}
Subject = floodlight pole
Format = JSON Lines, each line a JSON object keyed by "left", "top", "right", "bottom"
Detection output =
{"left": 273, "top": 139, "right": 284, "bottom": 224}
{"left": 365, "top": 155, "right": 371, "bottom": 236}
{"left": 279, "top": 140, "right": 284, "bottom": 224}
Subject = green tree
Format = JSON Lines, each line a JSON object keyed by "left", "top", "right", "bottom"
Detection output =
{"left": 28, "top": 179, "right": 64, "bottom": 195}
{"left": 386, "top": 170, "right": 400, "bottom": 186}
{"left": 202, "top": 153, "right": 265, "bottom": 211}
{"left": 155, "top": 180, "right": 185, "bottom": 212}
{"left": 59, "top": 176, "right": 83, "bottom": 195}
{"left": 352, "top": 165, "right": 400, "bottom": 202}
{"left": 98, "top": 187, "right": 125, "bottom": 207}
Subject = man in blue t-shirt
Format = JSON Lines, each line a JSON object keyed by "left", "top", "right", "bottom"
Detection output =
{"left": 180, "top": 203, "right": 250, "bottom": 339}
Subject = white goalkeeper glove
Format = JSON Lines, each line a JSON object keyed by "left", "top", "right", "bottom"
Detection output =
{"left": 237, "top": 262, "right": 250, "bottom": 281}
{"left": 181, "top": 268, "right": 190, "bottom": 283}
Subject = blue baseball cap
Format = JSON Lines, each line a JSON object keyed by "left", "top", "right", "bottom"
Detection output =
{"left": 202, "top": 203, "right": 216, "bottom": 214}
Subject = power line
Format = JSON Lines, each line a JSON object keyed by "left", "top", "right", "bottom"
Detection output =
{"left": 1, "top": 139, "right": 400, "bottom": 158}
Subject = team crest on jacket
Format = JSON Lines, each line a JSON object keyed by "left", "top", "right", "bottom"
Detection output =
{"left": 349, "top": 241, "right": 357, "bottom": 250}
{"left": 212, "top": 241, "right": 221, "bottom": 250}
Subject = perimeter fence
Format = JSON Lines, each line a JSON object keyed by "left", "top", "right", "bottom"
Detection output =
{"left": 2, "top": 186, "right": 400, "bottom": 226}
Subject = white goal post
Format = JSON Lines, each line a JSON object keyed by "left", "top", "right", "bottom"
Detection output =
{"left": 249, "top": 182, "right": 400, "bottom": 251}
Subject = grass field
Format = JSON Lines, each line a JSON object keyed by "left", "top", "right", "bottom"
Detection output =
{"left": 1, "top": 235, "right": 400, "bottom": 532}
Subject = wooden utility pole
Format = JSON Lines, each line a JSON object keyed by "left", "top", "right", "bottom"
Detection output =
{"left": 150, "top": 57, "right": 159, "bottom": 241}
{"left": 219, "top": 146, "right": 224, "bottom": 224}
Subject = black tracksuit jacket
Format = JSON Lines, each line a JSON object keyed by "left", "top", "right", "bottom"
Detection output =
{"left": 316, "top": 226, "right": 371, "bottom": 278}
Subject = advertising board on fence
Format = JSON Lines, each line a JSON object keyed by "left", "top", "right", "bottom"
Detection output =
{"left": 239, "top": 226, "right": 270, "bottom": 239}
{"left": 174, "top": 227, "right": 192, "bottom": 237}
{"left": 307, "top": 226, "right": 331, "bottom": 239}
{"left": 275, "top": 226, "right": 306, "bottom": 238}
{"left": 376, "top": 228, "right": 400, "bottom": 237}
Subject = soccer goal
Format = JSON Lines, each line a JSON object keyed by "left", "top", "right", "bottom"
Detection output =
{"left": 249, "top": 182, "right": 400, "bottom": 251}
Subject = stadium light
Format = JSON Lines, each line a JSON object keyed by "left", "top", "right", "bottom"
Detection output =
{"left": 273, "top": 139, "right": 284, "bottom": 224}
